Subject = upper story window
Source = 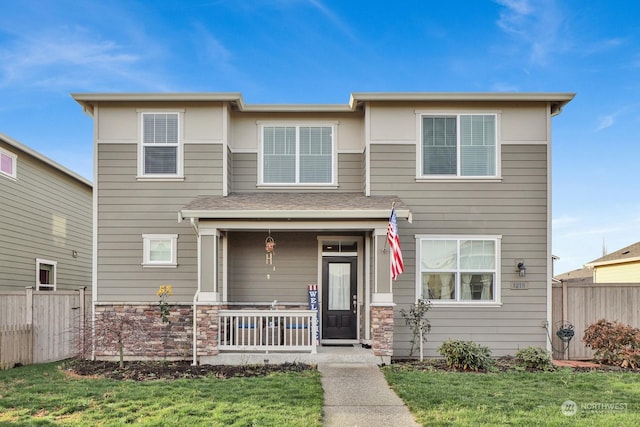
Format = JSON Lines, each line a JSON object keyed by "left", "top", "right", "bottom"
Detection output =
{"left": 421, "top": 114, "right": 497, "bottom": 178}
{"left": 261, "top": 124, "right": 335, "bottom": 185}
{"left": 0, "top": 148, "right": 17, "bottom": 179}
{"left": 139, "top": 113, "right": 182, "bottom": 179}
{"left": 416, "top": 236, "right": 501, "bottom": 305}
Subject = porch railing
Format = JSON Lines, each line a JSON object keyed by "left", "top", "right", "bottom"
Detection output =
{"left": 218, "top": 309, "right": 318, "bottom": 354}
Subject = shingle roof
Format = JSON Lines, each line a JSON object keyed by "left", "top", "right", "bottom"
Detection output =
{"left": 555, "top": 267, "right": 593, "bottom": 284}
{"left": 180, "top": 192, "right": 408, "bottom": 220}
{"left": 585, "top": 241, "right": 640, "bottom": 267}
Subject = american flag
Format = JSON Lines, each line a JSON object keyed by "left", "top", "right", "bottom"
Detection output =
{"left": 387, "top": 207, "right": 404, "bottom": 280}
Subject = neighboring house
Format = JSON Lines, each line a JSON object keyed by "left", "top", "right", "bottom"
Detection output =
{"left": 584, "top": 241, "right": 640, "bottom": 283}
{"left": 73, "top": 91, "right": 573, "bottom": 363}
{"left": 0, "top": 133, "right": 92, "bottom": 292}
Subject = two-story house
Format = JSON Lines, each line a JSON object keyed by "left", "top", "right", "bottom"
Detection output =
{"left": 73, "top": 92, "right": 573, "bottom": 364}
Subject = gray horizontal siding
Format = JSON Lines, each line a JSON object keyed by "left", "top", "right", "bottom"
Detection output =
{"left": 231, "top": 152, "right": 364, "bottom": 192}
{"left": 96, "top": 143, "right": 224, "bottom": 302}
{"left": 227, "top": 232, "right": 318, "bottom": 303}
{"left": 370, "top": 143, "right": 549, "bottom": 357}
{"left": 0, "top": 141, "right": 92, "bottom": 292}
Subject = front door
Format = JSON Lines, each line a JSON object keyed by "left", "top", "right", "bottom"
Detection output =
{"left": 322, "top": 256, "right": 357, "bottom": 340}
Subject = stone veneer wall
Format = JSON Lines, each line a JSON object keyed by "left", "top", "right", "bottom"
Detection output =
{"left": 93, "top": 304, "right": 193, "bottom": 360}
{"left": 371, "top": 305, "right": 394, "bottom": 356}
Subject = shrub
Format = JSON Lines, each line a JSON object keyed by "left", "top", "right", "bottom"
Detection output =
{"left": 438, "top": 340, "right": 494, "bottom": 371}
{"left": 582, "top": 319, "right": 640, "bottom": 368}
{"left": 515, "top": 346, "right": 555, "bottom": 371}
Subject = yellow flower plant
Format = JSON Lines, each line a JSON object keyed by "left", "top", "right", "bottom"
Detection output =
{"left": 157, "top": 285, "right": 173, "bottom": 324}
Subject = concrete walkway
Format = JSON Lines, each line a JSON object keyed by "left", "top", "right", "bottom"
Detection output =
{"left": 318, "top": 363, "right": 420, "bottom": 427}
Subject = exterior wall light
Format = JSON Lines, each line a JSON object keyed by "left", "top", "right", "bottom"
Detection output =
{"left": 517, "top": 261, "right": 526, "bottom": 277}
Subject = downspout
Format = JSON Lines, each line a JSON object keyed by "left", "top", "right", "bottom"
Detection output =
{"left": 187, "top": 216, "right": 200, "bottom": 366}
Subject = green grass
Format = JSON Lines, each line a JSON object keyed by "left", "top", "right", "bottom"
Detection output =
{"left": 0, "top": 362, "right": 323, "bottom": 426}
{"left": 383, "top": 364, "right": 640, "bottom": 426}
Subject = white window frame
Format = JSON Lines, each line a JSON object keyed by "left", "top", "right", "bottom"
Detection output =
{"left": 258, "top": 122, "right": 337, "bottom": 186}
{"left": 142, "top": 234, "right": 178, "bottom": 268}
{"left": 417, "top": 113, "right": 500, "bottom": 179}
{"left": 415, "top": 235, "right": 502, "bottom": 307}
{"left": 137, "top": 111, "right": 184, "bottom": 180}
{"left": 35, "top": 258, "right": 57, "bottom": 291}
{"left": 0, "top": 148, "right": 17, "bottom": 180}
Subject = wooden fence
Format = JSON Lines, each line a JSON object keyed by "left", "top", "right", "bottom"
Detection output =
{"left": 0, "top": 287, "right": 88, "bottom": 369}
{"left": 552, "top": 282, "right": 640, "bottom": 360}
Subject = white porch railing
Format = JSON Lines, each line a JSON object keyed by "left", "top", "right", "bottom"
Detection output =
{"left": 218, "top": 309, "right": 318, "bottom": 354}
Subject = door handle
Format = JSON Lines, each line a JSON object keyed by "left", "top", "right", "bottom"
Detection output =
{"left": 352, "top": 295, "right": 357, "bottom": 314}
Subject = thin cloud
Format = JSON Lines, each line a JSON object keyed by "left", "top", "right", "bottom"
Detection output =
{"left": 552, "top": 215, "right": 580, "bottom": 229}
{"left": 307, "top": 0, "right": 358, "bottom": 42}
{"left": 0, "top": 25, "right": 170, "bottom": 91}
{"left": 594, "top": 103, "right": 640, "bottom": 131}
{"left": 494, "top": 0, "right": 567, "bottom": 66}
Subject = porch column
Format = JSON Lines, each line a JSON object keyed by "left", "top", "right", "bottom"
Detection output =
{"left": 198, "top": 229, "right": 220, "bottom": 302}
{"left": 372, "top": 228, "right": 393, "bottom": 304}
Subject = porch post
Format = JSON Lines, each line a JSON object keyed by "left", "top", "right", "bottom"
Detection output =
{"left": 372, "top": 228, "right": 393, "bottom": 304}
{"left": 198, "top": 229, "right": 220, "bottom": 302}
{"left": 372, "top": 228, "right": 394, "bottom": 358}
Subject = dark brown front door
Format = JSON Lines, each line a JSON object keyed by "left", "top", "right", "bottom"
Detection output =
{"left": 322, "top": 256, "right": 357, "bottom": 340}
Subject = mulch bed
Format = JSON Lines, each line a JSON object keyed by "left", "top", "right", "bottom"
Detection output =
{"left": 62, "top": 359, "right": 314, "bottom": 381}
{"left": 390, "top": 356, "right": 640, "bottom": 373}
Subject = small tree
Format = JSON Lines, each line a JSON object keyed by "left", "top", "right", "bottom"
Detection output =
{"left": 93, "top": 310, "right": 148, "bottom": 368}
{"left": 400, "top": 299, "right": 432, "bottom": 360}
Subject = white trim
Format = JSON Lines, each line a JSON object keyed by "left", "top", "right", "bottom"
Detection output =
{"left": 35, "top": 258, "right": 57, "bottom": 291}
{"left": 415, "top": 235, "right": 502, "bottom": 305}
{"left": 337, "top": 148, "right": 365, "bottom": 154}
{"left": 183, "top": 139, "right": 224, "bottom": 145}
{"left": 502, "top": 140, "right": 548, "bottom": 145}
{"left": 364, "top": 101, "right": 371, "bottom": 196}
{"left": 222, "top": 103, "right": 229, "bottom": 196}
{"left": 258, "top": 122, "right": 337, "bottom": 186}
{"left": 415, "top": 178, "right": 503, "bottom": 183}
{"left": 142, "top": 234, "right": 178, "bottom": 267}
{"left": 369, "top": 140, "right": 415, "bottom": 145}
{"left": 546, "top": 106, "right": 553, "bottom": 352}
{"left": 0, "top": 147, "right": 17, "bottom": 180}
{"left": 416, "top": 112, "right": 501, "bottom": 179}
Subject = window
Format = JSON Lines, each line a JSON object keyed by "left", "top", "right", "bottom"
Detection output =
{"left": 421, "top": 114, "right": 497, "bottom": 177}
{"left": 140, "top": 113, "right": 181, "bottom": 177}
{"left": 36, "top": 259, "right": 57, "bottom": 291}
{"left": 142, "top": 234, "right": 178, "bottom": 267}
{"left": 417, "top": 236, "right": 500, "bottom": 303}
{"left": 261, "top": 125, "right": 334, "bottom": 185}
{"left": 0, "top": 148, "right": 17, "bottom": 179}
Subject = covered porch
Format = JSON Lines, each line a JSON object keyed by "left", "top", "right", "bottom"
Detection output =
{"left": 179, "top": 193, "right": 410, "bottom": 364}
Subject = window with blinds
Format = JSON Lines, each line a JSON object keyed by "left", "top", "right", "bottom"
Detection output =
{"left": 422, "top": 114, "right": 497, "bottom": 177}
{"left": 262, "top": 125, "right": 334, "bottom": 184}
{"left": 141, "top": 113, "right": 179, "bottom": 176}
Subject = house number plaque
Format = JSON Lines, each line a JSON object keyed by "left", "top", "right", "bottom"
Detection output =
{"left": 511, "top": 282, "right": 528, "bottom": 290}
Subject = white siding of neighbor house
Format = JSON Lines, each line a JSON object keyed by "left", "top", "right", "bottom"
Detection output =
{"left": 366, "top": 101, "right": 551, "bottom": 357}
{"left": 0, "top": 139, "right": 92, "bottom": 292}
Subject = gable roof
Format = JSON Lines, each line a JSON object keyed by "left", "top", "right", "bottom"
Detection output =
{"left": 585, "top": 241, "right": 640, "bottom": 268}
{"left": 555, "top": 267, "right": 593, "bottom": 284}
{"left": 0, "top": 132, "right": 92, "bottom": 188}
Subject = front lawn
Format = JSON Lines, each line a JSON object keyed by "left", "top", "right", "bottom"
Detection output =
{"left": 0, "top": 361, "right": 323, "bottom": 426}
{"left": 383, "top": 362, "right": 640, "bottom": 426}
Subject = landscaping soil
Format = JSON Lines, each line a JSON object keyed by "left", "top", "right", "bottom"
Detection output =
{"left": 62, "top": 359, "right": 314, "bottom": 381}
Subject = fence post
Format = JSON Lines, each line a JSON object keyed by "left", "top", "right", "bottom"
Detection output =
{"left": 78, "top": 287, "right": 86, "bottom": 358}
{"left": 561, "top": 280, "right": 568, "bottom": 360}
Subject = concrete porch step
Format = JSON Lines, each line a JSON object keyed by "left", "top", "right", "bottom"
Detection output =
{"left": 199, "top": 344, "right": 388, "bottom": 366}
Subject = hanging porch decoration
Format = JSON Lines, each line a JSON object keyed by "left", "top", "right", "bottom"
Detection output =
{"left": 265, "top": 234, "right": 276, "bottom": 265}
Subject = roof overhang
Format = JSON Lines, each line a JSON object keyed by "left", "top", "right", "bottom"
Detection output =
{"left": 72, "top": 91, "right": 574, "bottom": 116}
{"left": 585, "top": 256, "right": 640, "bottom": 269}
{"left": 0, "top": 132, "right": 92, "bottom": 187}
{"left": 179, "top": 193, "right": 410, "bottom": 223}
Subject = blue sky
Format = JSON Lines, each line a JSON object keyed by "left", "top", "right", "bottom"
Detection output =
{"left": 1, "top": 0, "right": 639, "bottom": 274}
